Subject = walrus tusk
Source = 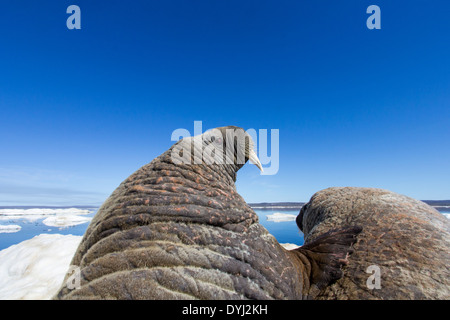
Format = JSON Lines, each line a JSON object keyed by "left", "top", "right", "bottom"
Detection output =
{"left": 248, "top": 149, "right": 263, "bottom": 172}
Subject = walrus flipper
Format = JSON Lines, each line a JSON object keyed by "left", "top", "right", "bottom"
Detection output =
{"left": 293, "top": 226, "right": 362, "bottom": 299}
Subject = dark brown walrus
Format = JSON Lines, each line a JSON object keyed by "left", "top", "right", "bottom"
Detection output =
{"left": 297, "top": 187, "right": 450, "bottom": 299}
{"left": 55, "top": 126, "right": 361, "bottom": 299}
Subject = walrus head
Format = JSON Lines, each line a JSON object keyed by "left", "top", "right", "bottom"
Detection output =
{"left": 171, "top": 126, "right": 263, "bottom": 182}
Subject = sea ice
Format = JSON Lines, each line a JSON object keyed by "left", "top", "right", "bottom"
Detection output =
{"left": 280, "top": 243, "right": 300, "bottom": 250}
{"left": 0, "top": 233, "right": 81, "bottom": 300}
{"left": 0, "top": 224, "right": 22, "bottom": 233}
{"left": 42, "top": 215, "right": 92, "bottom": 227}
{"left": 0, "top": 208, "right": 92, "bottom": 222}
{"left": 266, "top": 212, "right": 297, "bottom": 222}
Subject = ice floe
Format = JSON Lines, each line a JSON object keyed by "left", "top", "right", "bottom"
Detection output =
{"left": 266, "top": 212, "right": 297, "bottom": 222}
{"left": 0, "top": 233, "right": 81, "bottom": 300}
{"left": 0, "top": 208, "right": 92, "bottom": 221}
{"left": 0, "top": 208, "right": 93, "bottom": 228}
{"left": 42, "top": 215, "right": 92, "bottom": 227}
{"left": 280, "top": 243, "right": 300, "bottom": 250}
{"left": 0, "top": 225, "right": 22, "bottom": 233}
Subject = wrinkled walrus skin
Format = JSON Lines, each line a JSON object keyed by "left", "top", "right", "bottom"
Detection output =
{"left": 298, "top": 187, "right": 450, "bottom": 300}
{"left": 55, "top": 127, "right": 360, "bottom": 300}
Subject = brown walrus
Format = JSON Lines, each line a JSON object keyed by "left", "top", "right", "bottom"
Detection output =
{"left": 297, "top": 187, "right": 450, "bottom": 299}
{"left": 55, "top": 126, "right": 361, "bottom": 299}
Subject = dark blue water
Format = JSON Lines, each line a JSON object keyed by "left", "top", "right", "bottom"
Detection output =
{"left": 254, "top": 209, "right": 304, "bottom": 246}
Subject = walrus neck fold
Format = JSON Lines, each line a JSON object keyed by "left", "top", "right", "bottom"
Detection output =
{"left": 289, "top": 226, "right": 362, "bottom": 299}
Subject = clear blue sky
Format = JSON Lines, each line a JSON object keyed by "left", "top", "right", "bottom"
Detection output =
{"left": 0, "top": 1, "right": 449, "bottom": 206}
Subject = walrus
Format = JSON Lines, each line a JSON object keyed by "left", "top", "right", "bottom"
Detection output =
{"left": 297, "top": 187, "right": 450, "bottom": 299}
{"left": 55, "top": 126, "right": 361, "bottom": 299}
